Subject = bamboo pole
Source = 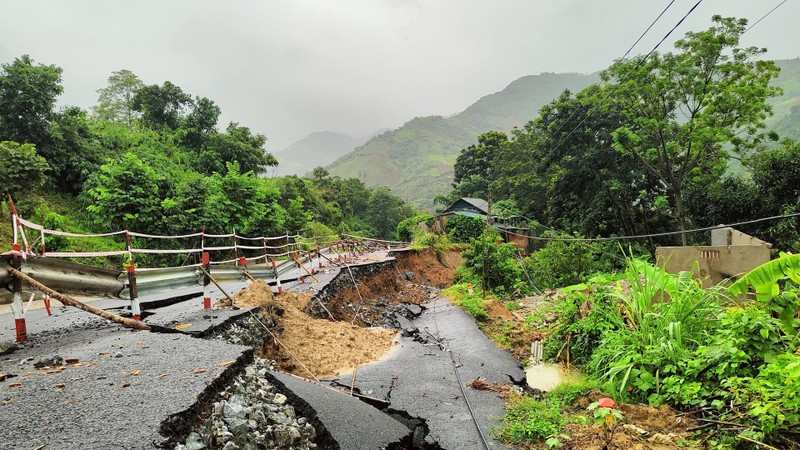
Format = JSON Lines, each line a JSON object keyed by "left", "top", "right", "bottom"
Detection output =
{"left": 8, "top": 266, "right": 151, "bottom": 331}
{"left": 292, "top": 252, "right": 319, "bottom": 283}
{"left": 197, "top": 265, "right": 237, "bottom": 305}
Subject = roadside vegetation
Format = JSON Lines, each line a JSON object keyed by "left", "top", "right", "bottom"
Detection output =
{"left": 420, "top": 15, "right": 800, "bottom": 450}
{"left": 0, "top": 59, "right": 415, "bottom": 265}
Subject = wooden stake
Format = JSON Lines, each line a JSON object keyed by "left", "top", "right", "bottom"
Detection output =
{"left": 197, "top": 265, "right": 237, "bottom": 305}
{"left": 292, "top": 253, "right": 319, "bottom": 283}
{"left": 8, "top": 267, "right": 151, "bottom": 331}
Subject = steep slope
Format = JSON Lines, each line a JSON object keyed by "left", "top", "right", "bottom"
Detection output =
{"left": 327, "top": 72, "right": 600, "bottom": 209}
{"left": 273, "top": 131, "right": 365, "bottom": 177}
{"left": 328, "top": 60, "right": 800, "bottom": 211}
{"left": 769, "top": 58, "right": 800, "bottom": 140}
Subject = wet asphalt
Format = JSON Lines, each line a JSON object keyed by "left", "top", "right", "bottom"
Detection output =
{"left": 330, "top": 298, "right": 526, "bottom": 450}
{"left": 0, "top": 252, "right": 525, "bottom": 449}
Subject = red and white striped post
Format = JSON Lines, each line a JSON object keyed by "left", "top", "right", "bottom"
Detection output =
{"left": 274, "top": 259, "right": 283, "bottom": 295}
{"left": 43, "top": 294, "right": 52, "bottom": 316}
{"left": 8, "top": 200, "right": 26, "bottom": 342}
{"left": 202, "top": 252, "right": 211, "bottom": 309}
{"left": 126, "top": 263, "right": 141, "bottom": 321}
{"left": 11, "top": 242, "right": 26, "bottom": 343}
{"left": 308, "top": 250, "right": 316, "bottom": 275}
{"left": 317, "top": 245, "right": 324, "bottom": 269}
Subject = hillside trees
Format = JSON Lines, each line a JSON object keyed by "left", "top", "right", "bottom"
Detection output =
{"left": 0, "top": 141, "right": 49, "bottom": 198}
{"left": 0, "top": 55, "right": 63, "bottom": 150}
{"left": 94, "top": 69, "right": 143, "bottom": 125}
{"left": 605, "top": 16, "right": 782, "bottom": 244}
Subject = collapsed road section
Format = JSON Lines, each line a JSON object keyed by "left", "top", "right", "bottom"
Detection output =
{"left": 1, "top": 249, "right": 525, "bottom": 449}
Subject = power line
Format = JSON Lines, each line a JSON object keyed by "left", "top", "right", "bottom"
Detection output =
{"left": 548, "top": 0, "right": 704, "bottom": 154}
{"left": 494, "top": 211, "right": 800, "bottom": 243}
{"left": 744, "top": 0, "right": 789, "bottom": 35}
{"left": 544, "top": 0, "right": 676, "bottom": 144}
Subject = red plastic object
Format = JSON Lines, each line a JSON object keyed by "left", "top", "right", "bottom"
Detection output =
{"left": 598, "top": 397, "right": 616, "bottom": 409}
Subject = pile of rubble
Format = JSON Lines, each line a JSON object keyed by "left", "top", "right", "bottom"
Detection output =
{"left": 175, "top": 357, "right": 318, "bottom": 450}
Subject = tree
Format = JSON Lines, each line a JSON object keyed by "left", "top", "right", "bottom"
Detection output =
{"left": 94, "top": 69, "right": 144, "bottom": 125}
{"left": 451, "top": 131, "right": 507, "bottom": 199}
{"left": 491, "top": 90, "right": 665, "bottom": 241}
{"left": 84, "top": 152, "right": 164, "bottom": 232}
{"left": 182, "top": 96, "right": 220, "bottom": 150}
{"left": 131, "top": 81, "right": 192, "bottom": 130}
{"left": 0, "top": 141, "right": 49, "bottom": 198}
{"left": 48, "top": 106, "right": 104, "bottom": 193}
{"left": 606, "top": 16, "right": 781, "bottom": 244}
{"left": 195, "top": 122, "right": 277, "bottom": 175}
{"left": 0, "top": 55, "right": 63, "bottom": 149}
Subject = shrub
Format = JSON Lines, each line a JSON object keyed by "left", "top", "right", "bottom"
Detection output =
{"left": 0, "top": 141, "right": 49, "bottom": 198}
{"left": 396, "top": 214, "right": 432, "bottom": 242}
{"left": 523, "top": 233, "right": 621, "bottom": 289}
{"left": 446, "top": 214, "right": 485, "bottom": 243}
{"left": 462, "top": 231, "right": 526, "bottom": 295}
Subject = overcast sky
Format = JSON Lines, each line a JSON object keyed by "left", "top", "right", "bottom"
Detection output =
{"left": 1, "top": 0, "right": 797, "bottom": 149}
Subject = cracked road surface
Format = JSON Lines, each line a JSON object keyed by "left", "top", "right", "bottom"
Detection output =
{"left": 330, "top": 297, "right": 526, "bottom": 450}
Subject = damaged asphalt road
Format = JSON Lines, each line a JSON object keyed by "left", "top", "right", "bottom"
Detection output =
{"left": 328, "top": 297, "right": 526, "bottom": 450}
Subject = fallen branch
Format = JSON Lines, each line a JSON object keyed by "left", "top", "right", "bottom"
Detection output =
{"left": 292, "top": 253, "right": 319, "bottom": 283}
{"left": 8, "top": 266, "right": 151, "bottom": 332}
{"left": 197, "top": 265, "right": 237, "bottom": 306}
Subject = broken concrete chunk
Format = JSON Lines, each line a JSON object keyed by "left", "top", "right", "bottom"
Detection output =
{"left": 34, "top": 355, "right": 64, "bottom": 368}
{"left": 273, "top": 393, "right": 288, "bottom": 405}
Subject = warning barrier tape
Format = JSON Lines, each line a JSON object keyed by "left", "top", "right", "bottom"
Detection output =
{"left": 43, "top": 250, "right": 130, "bottom": 258}
{"left": 130, "top": 248, "right": 203, "bottom": 254}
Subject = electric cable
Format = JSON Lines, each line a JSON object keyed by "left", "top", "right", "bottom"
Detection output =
{"left": 494, "top": 210, "right": 800, "bottom": 243}
{"left": 544, "top": 0, "right": 677, "bottom": 145}
{"left": 548, "top": 0, "right": 705, "bottom": 155}
{"left": 744, "top": 0, "right": 789, "bottom": 35}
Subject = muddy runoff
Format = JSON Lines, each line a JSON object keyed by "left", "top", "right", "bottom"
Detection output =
{"left": 172, "top": 249, "right": 455, "bottom": 449}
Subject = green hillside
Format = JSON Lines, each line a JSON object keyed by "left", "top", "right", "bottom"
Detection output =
{"left": 769, "top": 58, "right": 800, "bottom": 140}
{"left": 272, "top": 131, "right": 365, "bottom": 177}
{"left": 327, "top": 72, "right": 600, "bottom": 209}
{"left": 328, "top": 59, "right": 800, "bottom": 211}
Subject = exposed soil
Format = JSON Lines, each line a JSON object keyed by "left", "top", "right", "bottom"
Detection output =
{"left": 395, "top": 249, "right": 462, "bottom": 288}
{"left": 227, "top": 280, "right": 398, "bottom": 378}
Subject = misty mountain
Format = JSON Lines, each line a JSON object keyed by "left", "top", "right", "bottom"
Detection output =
{"left": 271, "top": 131, "right": 371, "bottom": 177}
{"left": 326, "top": 72, "right": 600, "bottom": 208}
{"left": 327, "top": 60, "right": 800, "bottom": 210}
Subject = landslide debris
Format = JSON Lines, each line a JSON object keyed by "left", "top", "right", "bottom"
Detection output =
{"left": 232, "top": 280, "right": 398, "bottom": 378}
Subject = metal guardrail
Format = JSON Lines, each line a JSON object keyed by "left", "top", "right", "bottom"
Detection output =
{"left": 1, "top": 255, "right": 124, "bottom": 298}
{"left": 2, "top": 239, "right": 400, "bottom": 303}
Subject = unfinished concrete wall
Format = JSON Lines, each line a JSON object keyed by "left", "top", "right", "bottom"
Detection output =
{"left": 710, "top": 227, "right": 772, "bottom": 247}
{"left": 655, "top": 245, "right": 770, "bottom": 287}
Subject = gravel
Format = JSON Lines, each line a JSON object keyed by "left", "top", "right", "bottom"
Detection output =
{"left": 173, "top": 357, "right": 318, "bottom": 450}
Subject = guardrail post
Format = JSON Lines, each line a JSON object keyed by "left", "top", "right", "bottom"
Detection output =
{"left": 238, "top": 256, "right": 248, "bottom": 282}
{"left": 202, "top": 252, "right": 211, "bottom": 309}
{"left": 308, "top": 250, "right": 316, "bottom": 275}
{"left": 317, "top": 245, "right": 323, "bottom": 269}
{"left": 43, "top": 294, "right": 52, "bottom": 316}
{"left": 11, "top": 243, "right": 26, "bottom": 343}
{"left": 126, "top": 263, "right": 141, "bottom": 321}
{"left": 273, "top": 258, "right": 283, "bottom": 295}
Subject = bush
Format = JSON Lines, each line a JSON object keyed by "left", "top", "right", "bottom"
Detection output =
{"left": 396, "top": 214, "right": 432, "bottom": 242}
{"left": 0, "top": 141, "right": 49, "bottom": 198}
{"left": 523, "top": 233, "right": 621, "bottom": 289}
{"left": 462, "top": 231, "right": 526, "bottom": 295}
{"left": 446, "top": 215, "right": 485, "bottom": 243}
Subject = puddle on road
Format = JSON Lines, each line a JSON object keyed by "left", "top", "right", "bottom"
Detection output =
{"left": 526, "top": 363, "right": 583, "bottom": 391}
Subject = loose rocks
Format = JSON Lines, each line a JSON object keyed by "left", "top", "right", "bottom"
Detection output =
{"left": 174, "top": 357, "right": 317, "bottom": 450}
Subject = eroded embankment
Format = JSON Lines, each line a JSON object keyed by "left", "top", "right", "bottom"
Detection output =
{"left": 166, "top": 248, "right": 459, "bottom": 449}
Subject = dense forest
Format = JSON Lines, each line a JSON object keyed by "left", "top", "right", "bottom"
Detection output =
{"left": 439, "top": 16, "right": 800, "bottom": 253}
{"left": 0, "top": 57, "right": 414, "bottom": 259}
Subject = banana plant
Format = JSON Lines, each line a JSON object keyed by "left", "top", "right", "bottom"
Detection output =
{"left": 728, "top": 252, "right": 800, "bottom": 302}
